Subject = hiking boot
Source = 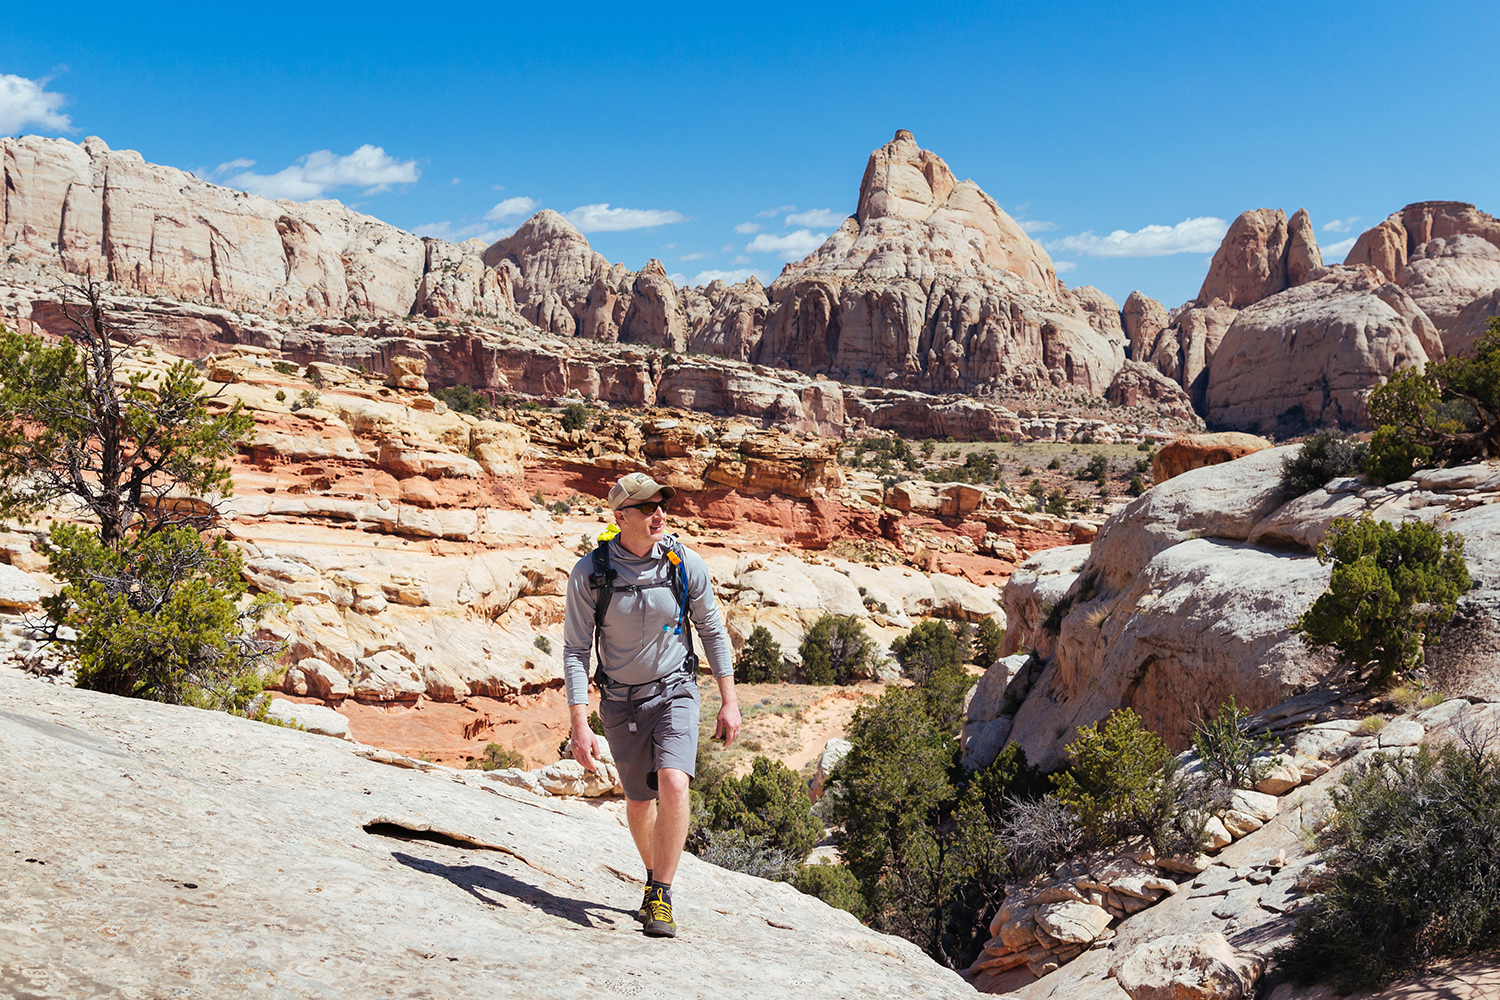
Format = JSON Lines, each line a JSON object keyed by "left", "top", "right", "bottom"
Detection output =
{"left": 642, "top": 885, "right": 676, "bottom": 938}
{"left": 635, "top": 883, "right": 653, "bottom": 924}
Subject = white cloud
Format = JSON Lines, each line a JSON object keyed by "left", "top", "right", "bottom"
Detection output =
{"left": 450, "top": 177, "right": 461, "bottom": 185}
{"left": 745, "top": 229, "right": 828, "bottom": 261}
{"left": 721, "top": 244, "right": 735, "bottom": 253}
{"left": 786, "top": 208, "right": 847, "bottom": 227}
{"left": 1323, "top": 215, "right": 1362, "bottom": 234}
{"left": 1322, "top": 236, "right": 1356, "bottom": 262}
{"left": 1048, "top": 217, "right": 1229, "bottom": 258}
{"left": 733, "top": 255, "right": 751, "bottom": 264}
{"left": 1017, "top": 219, "right": 1057, "bottom": 234}
{"left": 678, "top": 251, "right": 712, "bottom": 261}
{"left": 0, "top": 73, "right": 71, "bottom": 134}
{"left": 734, "top": 221, "right": 762, "bottom": 234}
{"left": 1053, "top": 260, "right": 1077, "bottom": 273}
{"left": 410, "top": 220, "right": 512, "bottom": 244}
{"left": 667, "top": 272, "right": 688, "bottom": 285}
{"left": 226, "top": 145, "right": 420, "bottom": 200}
{"left": 485, "top": 196, "right": 539, "bottom": 221}
{"left": 563, "top": 203, "right": 687, "bottom": 232}
{"left": 757, "top": 204, "right": 796, "bottom": 218}
{"left": 215, "top": 157, "right": 255, "bottom": 173}
{"left": 689, "top": 267, "right": 774, "bottom": 287}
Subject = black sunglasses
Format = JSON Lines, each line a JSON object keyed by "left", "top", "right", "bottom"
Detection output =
{"left": 621, "top": 500, "right": 669, "bottom": 515}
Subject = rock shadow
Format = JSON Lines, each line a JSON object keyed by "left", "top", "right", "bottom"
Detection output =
{"left": 391, "top": 851, "right": 631, "bottom": 930}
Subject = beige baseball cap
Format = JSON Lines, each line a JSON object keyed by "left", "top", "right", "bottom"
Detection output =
{"left": 607, "top": 472, "right": 676, "bottom": 511}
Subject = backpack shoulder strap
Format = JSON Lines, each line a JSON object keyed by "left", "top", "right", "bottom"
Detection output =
{"left": 588, "top": 541, "right": 616, "bottom": 686}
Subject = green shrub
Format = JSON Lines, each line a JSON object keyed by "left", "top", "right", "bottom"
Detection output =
{"left": 432, "top": 383, "right": 493, "bottom": 416}
{"left": 272, "top": 360, "right": 298, "bottom": 376}
{"left": 1277, "top": 742, "right": 1500, "bottom": 992}
{"left": 971, "top": 616, "right": 1005, "bottom": 669}
{"left": 560, "top": 402, "right": 589, "bottom": 432}
{"left": 588, "top": 710, "right": 604, "bottom": 735}
{"left": 1281, "top": 430, "right": 1369, "bottom": 497}
{"left": 1127, "top": 473, "right": 1147, "bottom": 497}
{"left": 793, "top": 860, "right": 868, "bottom": 919}
{"left": 1365, "top": 319, "right": 1500, "bottom": 482}
{"left": 1052, "top": 708, "right": 1170, "bottom": 845}
{"left": 533, "top": 635, "right": 552, "bottom": 655}
{"left": 1078, "top": 454, "right": 1108, "bottom": 482}
{"left": 703, "top": 755, "right": 822, "bottom": 863}
{"left": 734, "top": 625, "right": 785, "bottom": 683}
{"left": 1046, "top": 457, "right": 1061, "bottom": 470}
{"left": 471, "top": 743, "right": 525, "bottom": 771}
{"left": 1044, "top": 489, "right": 1070, "bottom": 518}
{"left": 890, "top": 620, "right": 974, "bottom": 735}
{"left": 292, "top": 389, "right": 320, "bottom": 411}
{"left": 1192, "top": 696, "right": 1280, "bottom": 790}
{"left": 797, "top": 614, "right": 877, "bottom": 685}
{"left": 1294, "top": 516, "right": 1470, "bottom": 682}
{"left": 274, "top": 389, "right": 287, "bottom": 403}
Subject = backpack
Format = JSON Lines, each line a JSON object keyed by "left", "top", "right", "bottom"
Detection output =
{"left": 587, "top": 534, "right": 697, "bottom": 692}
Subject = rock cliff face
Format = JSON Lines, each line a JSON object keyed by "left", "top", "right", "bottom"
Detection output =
{"left": 995, "top": 446, "right": 1500, "bottom": 770}
{"left": 1205, "top": 266, "right": 1441, "bottom": 434}
{"left": 1, "top": 135, "right": 511, "bottom": 320}
{"left": 1195, "top": 208, "right": 1322, "bottom": 309}
{"left": 755, "top": 131, "right": 1124, "bottom": 395}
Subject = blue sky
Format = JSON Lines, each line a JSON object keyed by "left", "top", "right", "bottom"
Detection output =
{"left": 5, "top": 1, "right": 1499, "bottom": 308}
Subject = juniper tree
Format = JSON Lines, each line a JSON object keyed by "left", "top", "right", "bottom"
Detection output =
{"left": 0, "top": 281, "right": 278, "bottom": 712}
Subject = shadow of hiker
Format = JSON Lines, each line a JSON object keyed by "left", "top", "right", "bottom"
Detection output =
{"left": 391, "top": 851, "right": 633, "bottom": 930}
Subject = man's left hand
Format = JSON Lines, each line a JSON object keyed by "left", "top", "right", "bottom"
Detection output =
{"left": 714, "top": 702, "right": 742, "bottom": 746}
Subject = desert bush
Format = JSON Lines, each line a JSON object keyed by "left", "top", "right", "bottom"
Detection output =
{"left": 1294, "top": 515, "right": 1470, "bottom": 682}
{"left": 432, "top": 383, "right": 492, "bottom": 416}
{"left": 1192, "top": 696, "right": 1280, "bottom": 790}
{"left": 1044, "top": 489, "right": 1070, "bottom": 518}
{"left": 703, "top": 755, "right": 822, "bottom": 863}
{"left": 793, "top": 860, "right": 868, "bottom": 919}
{"left": 1281, "top": 429, "right": 1369, "bottom": 497}
{"left": 292, "top": 389, "right": 320, "bottom": 411}
{"left": 533, "top": 635, "right": 552, "bottom": 655}
{"left": 797, "top": 613, "right": 877, "bottom": 685}
{"left": 1078, "top": 454, "right": 1108, "bottom": 482}
{"left": 971, "top": 616, "right": 1006, "bottom": 669}
{"left": 1127, "top": 473, "right": 1147, "bottom": 497}
{"left": 695, "top": 829, "right": 800, "bottom": 881}
{"left": 471, "top": 742, "right": 525, "bottom": 771}
{"left": 734, "top": 625, "right": 785, "bottom": 684}
{"left": 560, "top": 402, "right": 589, "bottom": 432}
{"left": 1052, "top": 708, "right": 1170, "bottom": 845}
{"left": 998, "top": 793, "right": 1079, "bottom": 877}
{"left": 1365, "top": 319, "right": 1500, "bottom": 482}
{"left": 271, "top": 360, "right": 298, "bottom": 376}
{"left": 1277, "top": 742, "right": 1500, "bottom": 992}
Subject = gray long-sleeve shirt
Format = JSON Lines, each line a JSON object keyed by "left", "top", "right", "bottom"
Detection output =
{"left": 562, "top": 535, "right": 733, "bottom": 706}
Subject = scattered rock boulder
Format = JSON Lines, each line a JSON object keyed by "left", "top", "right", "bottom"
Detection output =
{"left": 1152, "top": 432, "right": 1272, "bottom": 484}
{"left": 1111, "top": 932, "right": 1264, "bottom": 1000}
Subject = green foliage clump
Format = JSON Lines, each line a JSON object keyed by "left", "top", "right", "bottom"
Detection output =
{"left": 44, "top": 523, "right": 281, "bottom": 713}
{"left": 431, "top": 383, "right": 493, "bottom": 416}
{"left": 1365, "top": 319, "right": 1500, "bottom": 483}
{"left": 734, "top": 625, "right": 785, "bottom": 684}
{"left": 889, "top": 620, "right": 974, "bottom": 734}
{"left": 1278, "top": 742, "right": 1500, "bottom": 992}
{"left": 1052, "top": 708, "right": 1169, "bottom": 845}
{"left": 1192, "top": 696, "right": 1279, "bottom": 790}
{"left": 1281, "top": 429, "right": 1369, "bottom": 497}
{"left": 1046, "top": 456, "right": 1061, "bottom": 470}
{"left": 797, "top": 614, "right": 877, "bottom": 685}
{"left": 272, "top": 360, "right": 298, "bottom": 376}
{"left": 1044, "top": 489, "right": 1070, "bottom": 518}
{"left": 1127, "top": 473, "right": 1147, "bottom": 497}
{"left": 292, "top": 389, "right": 320, "bottom": 411}
{"left": 1294, "top": 516, "right": 1470, "bottom": 682}
{"left": 793, "top": 860, "right": 868, "bottom": 919}
{"left": 927, "top": 449, "right": 998, "bottom": 484}
{"left": 533, "top": 635, "right": 552, "bottom": 655}
{"left": 470, "top": 742, "right": 525, "bottom": 770}
{"left": 1078, "top": 454, "right": 1108, "bottom": 482}
{"left": 560, "top": 402, "right": 589, "bottom": 432}
{"left": 971, "top": 616, "right": 1005, "bottom": 669}
{"left": 703, "top": 755, "right": 822, "bottom": 863}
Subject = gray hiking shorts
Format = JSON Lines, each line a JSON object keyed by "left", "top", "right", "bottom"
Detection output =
{"left": 599, "top": 678, "right": 700, "bottom": 802}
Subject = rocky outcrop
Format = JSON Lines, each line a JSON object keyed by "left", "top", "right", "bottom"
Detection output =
{"left": 1195, "top": 209, "right": 1322, "bottom": 309}
{"left": 1, "top": 675, "right": 970, "bottom": 999}
{"left": 755, "top": 131, "right": 1124, "bottom": 395}
{"left": 1151, "top": 432, "right": 1272, "bottom": 484}
{"left": 1106, "top": 362, "right": 1198, "bottom": 422}
{"left": 0, "top": 135, "right": 508, "bottom": 321}
{"left": 1346, "top": 201, "right": 1500, "bottom": 284}
{"left": 1205, "top": 266, "right": 1441, "bottom": 434}
{"left": 992, "top": 446, "right": 1500, "bottom": 771}
{"left": 1072, "top": 285, "right": 1128, "bottom": 350}
{"left": 1394, "top": 234, "right": 1500, "bottom": 343}
{"left": 683, "top": 277, "right": 770, "bottom": 360}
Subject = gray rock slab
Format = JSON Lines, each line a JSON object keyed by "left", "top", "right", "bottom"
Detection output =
{"left": 1378, "top": 718, "right": 1425, "bottom": 747}
{"left": 0, "top": 675, "right": 969, "bottom": 999}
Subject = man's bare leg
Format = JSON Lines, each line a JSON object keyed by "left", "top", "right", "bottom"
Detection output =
{"left": 650, "top": 767, "right": 691, "bottom": 885}
{"left": 625, "top": 797, "right": 657, "bottom": 873}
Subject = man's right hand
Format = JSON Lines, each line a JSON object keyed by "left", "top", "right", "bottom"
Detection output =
{"left": 569, "top": 706, "right": 601, "bottom": 772}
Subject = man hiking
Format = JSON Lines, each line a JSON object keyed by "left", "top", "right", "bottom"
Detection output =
{"left": 563, "top": 472, "right": 740, "bottom": 938}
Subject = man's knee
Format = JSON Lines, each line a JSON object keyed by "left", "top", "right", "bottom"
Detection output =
{"left": 656, "top": 767, "right": 690, "bottom": 797}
